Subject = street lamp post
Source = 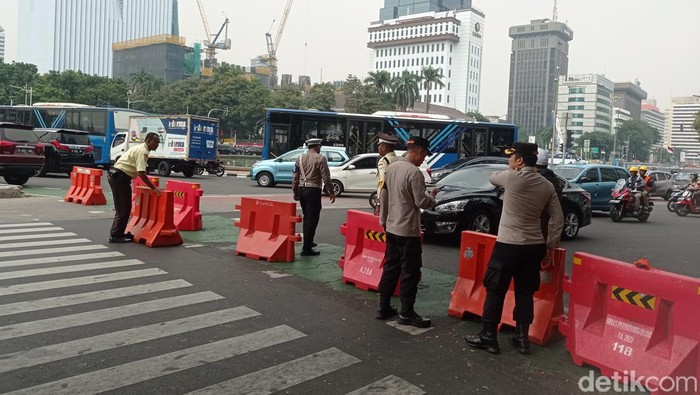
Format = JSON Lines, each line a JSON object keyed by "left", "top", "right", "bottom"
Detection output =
{"left": 611, "top": 95, "right": 621, "bottom": 165}
{"left": 10, "top": 84, "right": 33, "bottom": 105}
{"left": 207, "top": 107, "right": 229, "bottom": 118}
{"left": 127, "top": 99, "right": 145, "bottom": 109}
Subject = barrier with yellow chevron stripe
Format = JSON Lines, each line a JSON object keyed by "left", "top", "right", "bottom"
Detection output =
{"left": 364, "top": 230, "right": 386, "bottom": 243}
{"left": 165, "top": 179, "right": 203, "bottom": 231}
{"left": 611, "top": 286, "right": 655, "bottom": 310}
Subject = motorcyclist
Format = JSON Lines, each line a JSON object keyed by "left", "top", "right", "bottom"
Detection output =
{"left": 625, "top": 166, "right": 645, "bottom": 211}
{"left": 688, "top": 173, "right": 700, "bottom": 206}
{"left": 638, "top": 166, "right": 655, "bottom": 207}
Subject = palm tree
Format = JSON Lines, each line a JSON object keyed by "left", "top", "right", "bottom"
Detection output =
{"left": 365, "top": 70, "right": 392, "bottom": 93}
{"left": 421, "top": 66, "right": 445, "bottom": 113}
{"left": 391, "top": 71, "right": 421, "bottom": 111}
{"left": 129, "top": 70, "right": 164, "bottom": 96}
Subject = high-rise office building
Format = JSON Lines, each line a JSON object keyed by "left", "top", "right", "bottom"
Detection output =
{"left": 613, "top": 81, "right": 647, "bottom": 120}
{"left": 280, "top": 74, "right": 293, "bottom": 88}
{"left": 641, "top": 99, "right": 666, "bottom": 141}
{"left": 17, "top": 0, "right": 179, "bottom": 76}
{"left": 666, "top": 96, "right": 700, "bottom": 162}
{"left": 507, "top": 19, "right": 573, "bottom": 135}
{"left": 113, "top": 35, "right": 191, "bottom": 84}
{"left": 0, "top": 26, "right": 5, "bottom": 63}
{"left": 379, "top": 0, "right": 472, "bottom": 21}
{"left": 368, "top": 6, "right": 485, "bottom": 114}
{"left": 556, "top": 74, "right": 614, "bottom": 140}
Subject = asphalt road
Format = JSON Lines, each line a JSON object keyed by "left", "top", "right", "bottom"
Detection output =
{"left": 0, "top": 173, "right": 697, "bottom": 394}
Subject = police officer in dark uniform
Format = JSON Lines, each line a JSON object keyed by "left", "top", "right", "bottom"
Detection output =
{"left": 292, "top": 138, "right": 336, "bottom": 256}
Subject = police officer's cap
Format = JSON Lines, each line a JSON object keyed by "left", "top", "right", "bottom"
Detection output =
{"left": 378, "top": 133, "right": 399, "bottom": 145}
{"left": 305, "top": 138, "right": 323, "bottom": 147}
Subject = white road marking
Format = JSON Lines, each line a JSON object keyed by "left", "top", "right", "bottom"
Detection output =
{"left": 0, "top": 238, "right": 92, "bottom": 250}
{"left": 0, "top": 279, "right": 191, "bottom": 317}
{"left": 0, "top": 268, "right": 166, "bottom": 297}
{"left": 9, "top": 325, "right": 305, "bottom": 395}
{"left": 0, "top": 222, "right": 53, "bottom": 229}
{"left": 0, "top": 251, "right": 124, "bottom": 268}
{"left": 0, "top": 259, "right": 144, "bottom": 280}
{"left": 189, "top": 348, "right": 361, "bottom": 394}
{"left": 0, "top": 227, "right": 63, "bottom": 235}
{"left": 88, "top": 211, "right": 105, "bottom": 214}
{"left": 0, "top": 232, "right": 76, "bottom": 242}
{"left": 346, "top": 375, "right": 426, "bottom": 395}
{"left": 0, "top": 291, "right": 224, "bottom": 341}
{"left": 262, "top": 270, "right": 293, "bottom": 279}
{"left": 0, "top": 244, "right": 107, "bottom": 258}
{"left": 183, "top": 244, "right": 204, "bottom": 248}
{"left": 0, "top": 306, "right": 261, "bottom": 374}
{"left": 386, "top": 321, "right": 434, "bottom": 335}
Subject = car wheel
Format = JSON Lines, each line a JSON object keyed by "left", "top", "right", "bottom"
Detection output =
{"left": 561, "top": 207, "right": 580, "bottom": 240}
{"left": 3, "top": 175, "right": 30, "bottom": 185}
{"left": 465, "top": 210, "right": 494, "bottom": 234}
{"left": 157, "top": 161, "right": 172, "bottom": 177}
{"left": 256, "top": 172, "right": 274, "bottom": 187}
{"left": 331, "top": 180, "right": 344, "bottom": 197}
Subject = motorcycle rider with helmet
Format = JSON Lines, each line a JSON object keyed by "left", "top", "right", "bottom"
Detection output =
{"left": 625, "top": 166, "right": 646, "bottom": 211}
{"left": 638, "top": 166, "right": 655, "bottom": 208}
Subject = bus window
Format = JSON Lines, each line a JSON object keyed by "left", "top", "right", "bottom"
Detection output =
{"left": 36, "top": 109, "right": 64, "bottom": 128}
{"left": 347, "top": 120, "right": 362, "bottom": 157}
{"left": 366, "top": 122, "right": 381, "bottom": 152}
{"left": 80, "top": 112, "right": 93, "bottom": 133}
{"left": 318, "top": 120, "right": 345, "bottom": 147}
{"left": 489, "top": 128, "right": 513, "bottom": 156}
{"left": 301, "top": 119, "right": 318, "bottom": 140}
{"left": 91, "top": 111, "right": 107, "bottom": 136}
{"left": 65, "top": 110, "right": 80, "bottom": 130}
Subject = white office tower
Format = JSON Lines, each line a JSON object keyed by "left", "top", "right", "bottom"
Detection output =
{"left": 368, "top": 7, "right": 485, "bottom": 114}
{"left": 556, "top": 74, "right": 615, "bottom": 141}
{"left": 666, "top": 96, "right": 700, "bottom": 162}
{"left": 17, "top": 0, "right": 179, "bottom": 76}
{"left": 0, "top": 26, "right": 5, "bottom": 63}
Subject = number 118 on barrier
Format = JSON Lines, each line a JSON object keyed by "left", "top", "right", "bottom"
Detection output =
{"left": 612, "top": 342, "right": 634, "bottom": 357}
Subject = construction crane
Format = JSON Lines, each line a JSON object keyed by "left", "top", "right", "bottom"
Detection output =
{"left": 196, "top": 0, "right": 231, "bottom": 75}
{"left": 261, "top": 0, "right": 293, "bottom": 88}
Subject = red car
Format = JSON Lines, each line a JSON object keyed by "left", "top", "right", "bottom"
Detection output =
{"left": 0, "top": 122, "right": 45, "bottom": 185}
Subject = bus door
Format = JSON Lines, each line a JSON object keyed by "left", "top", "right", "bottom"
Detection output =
{"left": 460, "top": 127, "right": 488, "bottom": 158}
{"left": 346, "top": 120, "right": 381, "bottom": 157}
{"left": 269, "top": 124, "right": 290, "bottom": 158}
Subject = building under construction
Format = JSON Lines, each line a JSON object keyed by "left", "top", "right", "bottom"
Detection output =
{"left": 112, "top": 34, "right": 194, "bottom": 84}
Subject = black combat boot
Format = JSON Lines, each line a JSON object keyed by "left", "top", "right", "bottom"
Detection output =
{"left": 509, "top": 323, "right": 530, "bottom": 354}
{"left": 464, "top": 322, "right": 500, "bottom": 354}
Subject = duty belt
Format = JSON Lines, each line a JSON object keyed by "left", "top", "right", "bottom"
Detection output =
{"left": 301, "top": 182, "right": 321, "bottom": 188}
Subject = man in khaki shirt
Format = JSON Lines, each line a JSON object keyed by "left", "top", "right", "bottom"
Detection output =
{"left": 377, "top": 136, "right": 438, "bottom": 328}
{"left": 374, "top": 132, "right": 399, "bottom": 215}
{"left": 107, "top": 132, "right": 161, "bottom": 243}
{"left": 291, "top": 138, "right": 336, "bottom": 256}
{"left": 465, "top": 142, "right": 563, "bottom": 355}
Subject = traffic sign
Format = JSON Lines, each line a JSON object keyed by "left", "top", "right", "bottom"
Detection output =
{"left": 592, "top": 147, "right": 599, "bottom": 154}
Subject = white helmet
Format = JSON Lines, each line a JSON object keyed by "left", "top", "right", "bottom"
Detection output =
{"left": 536, "top": 148, "right": 550, "bottom": 166}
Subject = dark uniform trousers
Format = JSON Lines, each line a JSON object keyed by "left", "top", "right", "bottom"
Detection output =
{"left": 378, "top": 232, "right": 422, "bottom": 314}
{"left": 482, "top": 242, "right": 547, "bottom": 325}
{"left": 107, "top": 169, "right": 132, "bottom": 238}
{"left": 299, "top": 186, "right": 322, "bottom": 251}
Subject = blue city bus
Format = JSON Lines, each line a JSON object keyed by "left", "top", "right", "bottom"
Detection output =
{"left": 0, "top": 103, "right": 147, "bottom": 166}
{"left": 263, "top": 108, "right": 518, "bottom": 169}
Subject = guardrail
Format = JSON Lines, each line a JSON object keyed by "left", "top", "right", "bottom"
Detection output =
{"left": 218, "top": 155, "right": 260, "bottom": 168}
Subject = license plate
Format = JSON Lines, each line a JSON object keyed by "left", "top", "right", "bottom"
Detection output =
{"left": 18, "top": 148, "right": 32, "bottom": 154}
{"left": 71, "top": 149, "right": 82, "bottom": 154}
{"left": 609, "top": 200, "right": 620, "bottom": 203}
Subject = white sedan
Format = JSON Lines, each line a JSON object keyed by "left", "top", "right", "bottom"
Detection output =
{"left": 329, "top": 153, "right": 430, "bottom": 197}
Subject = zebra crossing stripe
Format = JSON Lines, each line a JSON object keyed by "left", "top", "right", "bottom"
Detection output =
{"left": 0, "top": 279, "right": 192, "bottom": 317}
{"left": 0, "top": 244, "right": 107, "bottom": 258}
{"left": 0, "top": 251, "right": 124, "bottom": 268}
{"left": 346, "top": 375, "right": 426, "bottom": 395}
{"left": 0, "top": 227, "right": 63, "bottom": 235}
{"left": 0, "top": 232, "right": 77, "bottom": 242}
{"left": 0, "top": 222, "right": 54, "bottom": 229}
{"left": 6, "top": 325, "right": 305, "bottom": 395}
{"left": 0, "top": 291, "right": 224, "bottom": 341}
{"left": 0, "top": 259, "right": 144, "bottom": 281}
{"left": 189, "top": 347, "right": 360, "bottom": 394}
{"left": 0, "top": 306, "right": 261, "bottom": 374}
{"left": 0, "top": 238, "right": 93, "bottom": 250}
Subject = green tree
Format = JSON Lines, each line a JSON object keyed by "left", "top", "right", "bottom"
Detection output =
{"left": 694, "top": 110, "right": 700, "bottom": 141}
{"left": 0, "top": 62, "right": 39, "bottom": 105}
{"left": 537, "top": 127, "right": 553, "bottom": 149}
{"left": 391, "top": 71, "right": 420, "bottom": 111}
{"left": 421, "top": 66, "right": 444, "bottom": 113}
{"left": 306, "top": 82, "right": 336, "bottom": 111}
{"left": 574, "top": 131, "right": 614, "bottom": 159}
{"left": 466, "top": 111, "right": 489, "bottom": 122}
{"left": 615, "top": 119, "right": 660, "bottom": 162}
{"left": 342, "top": 75, "right": 393, "bottom": 114}
{"left": 364, "top": 70, "right": 392, "bottom": 93}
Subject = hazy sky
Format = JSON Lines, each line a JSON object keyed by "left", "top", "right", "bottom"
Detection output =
{"left": 1, "top": 0, "right": 698, "bottom": 116}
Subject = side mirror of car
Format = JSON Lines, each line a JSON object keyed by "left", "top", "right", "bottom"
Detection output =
{"left": 346, "top": 165, "right": 356, "bottom": 170}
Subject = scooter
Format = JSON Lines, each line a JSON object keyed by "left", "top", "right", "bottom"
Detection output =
{"left": 674, "top": 190, "right": 700, "bottom": 216}
{"left": 667, "top": 186, "right": 687, "bottom": 212}
{"left": 609, "top": 179, "right": 653, "bottom": 223}
{"left": 195, "top": 160, "right": 225, "bottom": 177}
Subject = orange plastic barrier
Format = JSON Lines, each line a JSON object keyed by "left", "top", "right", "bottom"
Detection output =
{"left": 64, "top": 166, "right": 107, "bottom": 205}
{"left": 165, "top": 180, "right": 203, "bottom": 231}
{"left": 131, "top": 176, "right": 159, "bottom": 216}
{"left": 559, "top": 252, "right": 700, "bottom": 391}
{"left": 338, "top": 210, "right": 400, "bottom": 295}
{"left": 234, "top": 197, "right": 301, "bottom": 262}
{"left": 125, "top": 187, "right": 182, "bottom": 247}
{"left": 448, "top": 231, "right": 565, "bottom": 345}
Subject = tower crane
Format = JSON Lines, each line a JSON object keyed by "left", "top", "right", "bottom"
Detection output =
{"left": 263, "top": 0, "right": 293, "bottom": 88}
{"left": 196, "top": 0, "right": 231, "bottom": 74}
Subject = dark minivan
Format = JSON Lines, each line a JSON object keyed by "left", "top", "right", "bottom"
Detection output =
{"left": 35, "top": 128, "right": 94, "bottom": 175}
{"left": 0, "top": 122, "right": 45, "bottom": 185}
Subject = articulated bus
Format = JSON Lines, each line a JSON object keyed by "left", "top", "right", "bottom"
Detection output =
{"left": 0, "top": 103, "right": 146, "bottom": 166}
{"left": 263, "top": 108, "right": 518, "bottom": 169}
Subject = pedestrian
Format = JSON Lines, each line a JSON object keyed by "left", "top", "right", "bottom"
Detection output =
{"left": 377, "top": 136, "right": 439, "bottom": 328}
{"left": 534, "top": 148, "right": 563, "bottom": 240}
{"left": 464, "top": 142, "right": 563, "bottom": 354}
{"left": 374, "top": 132, "right": 400, "bottom": 215}
{"left": 107, "top": 132, "right": 162, "bottom": 243}
{"left": 291, "top": 138, "right": 336, "bottom": 256}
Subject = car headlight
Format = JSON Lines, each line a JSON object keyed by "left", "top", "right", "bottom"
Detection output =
{"left": 435, "top": 199, "right": 470, "bottom": 212}
{"left": 251, "top": 161, "right": 260, "bottom": 168}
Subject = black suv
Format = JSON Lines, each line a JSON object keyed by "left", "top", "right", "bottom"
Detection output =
{"left": 35, "top": 128, "right": 94, "bottom": 175}
{"left": 0, "top": 122, "right": 45, "bottom": 185}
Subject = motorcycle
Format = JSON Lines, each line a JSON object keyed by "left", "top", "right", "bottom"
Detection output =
{"left": 674, "top": 189, "right": 700, "bottom": 216}
{"left": 369, "top": 191, "right": 379, "bottom": 210}
{"left": 609, "top": 179, "right": 653, "bottom": 222}
{"left": 195, "top": 160, "right": 225, "bottom": 177}
{"left": 667, "top": 186, "right": 687, "bottom": 212}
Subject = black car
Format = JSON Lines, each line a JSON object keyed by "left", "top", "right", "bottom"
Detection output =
{"left": 35, "top": 128, "right": 94, "bottom": 175}
{"left": 0, "top": 122, "right": 45, "bottom": 185}
{"left": 421, "top": 164, "right": 593, "bottom": 240}
{"left": 428, "top": 156, "right": 509, "bottom": 182}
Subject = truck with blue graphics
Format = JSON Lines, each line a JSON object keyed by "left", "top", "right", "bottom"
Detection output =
{"left": 110, "top": 115, "right": 218, "bottom": 178}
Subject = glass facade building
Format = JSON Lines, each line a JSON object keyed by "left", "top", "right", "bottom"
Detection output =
{"left": 379, "top": 0, "right": 472, "bottom": 21}
{"left": 17, "top": 0, "right": 178, "bottom": 77}
{"left": 0, "top": 26, "right": 5, "bottom": 63}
